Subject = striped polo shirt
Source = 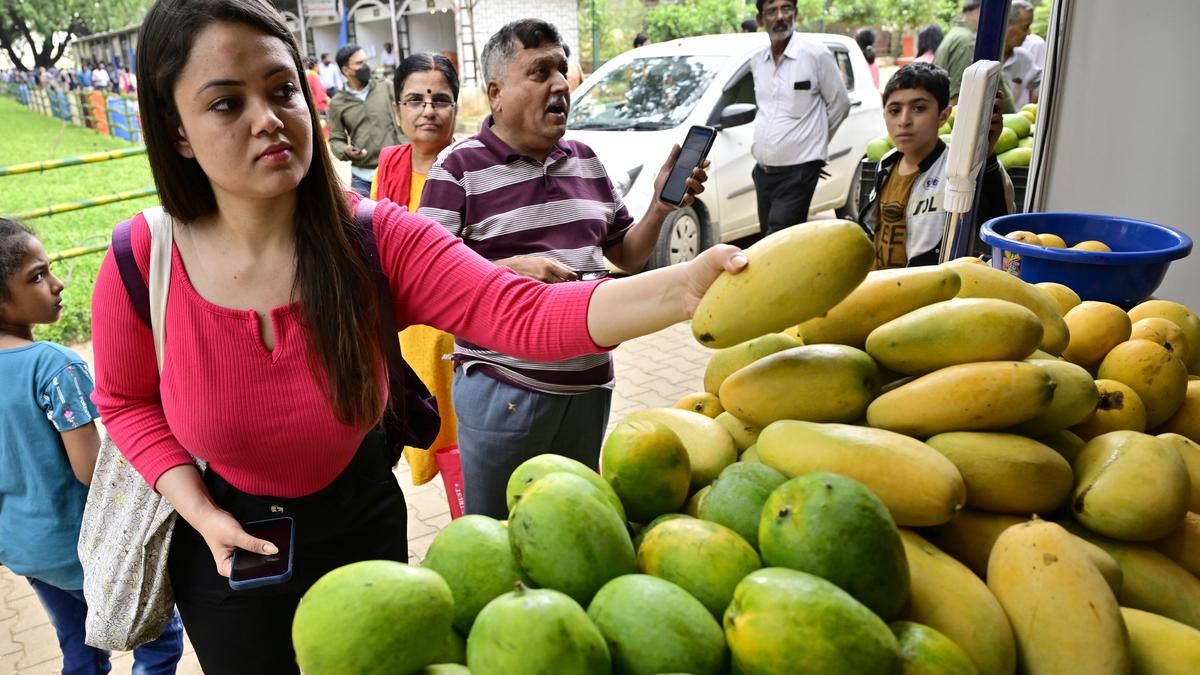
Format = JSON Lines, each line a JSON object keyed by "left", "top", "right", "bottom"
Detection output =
{"left": 419, "top": 116, "right": 633, "bottom": 394}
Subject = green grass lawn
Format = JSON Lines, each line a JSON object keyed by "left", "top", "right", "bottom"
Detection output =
{"left": 0, "top": 97, "right": 159, "bottom": 344}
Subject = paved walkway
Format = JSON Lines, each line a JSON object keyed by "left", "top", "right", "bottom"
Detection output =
{"left": 1, "top": 322, "right": 713, "bottom": 673}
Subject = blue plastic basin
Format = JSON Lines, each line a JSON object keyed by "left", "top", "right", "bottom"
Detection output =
{"left": 979, "top": 212, "right": 1193, "bottom": 308}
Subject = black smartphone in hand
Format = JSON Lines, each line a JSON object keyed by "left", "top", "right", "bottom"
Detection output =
{"left": 229, "top": 516, "right": 295, "bottom": 591}
{"left": 658, "top": 125, "right": 716, "bottom": 207}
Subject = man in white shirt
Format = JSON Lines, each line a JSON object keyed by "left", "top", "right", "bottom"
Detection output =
{"left": 1021, "top": 32, "right": 1046, "bottom": 68}
{"left": 751, "top": 0, "right": 850, "bottom": 236}
{"left": 1002, "top": 0, "right": 1040, "bottom": 108}
{"left": 91, "top": 64, "right": 111, "bottom": 90}
{"left": 318, "top": 52, "right": 342, "bottom": 94}
{"left": 380, "top": 42, "right": 397, "bottom": 75}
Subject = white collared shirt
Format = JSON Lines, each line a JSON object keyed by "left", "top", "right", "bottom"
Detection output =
{"left": 1004, "top": 47, "right": 1042, "bottom": 109}
{"left": 751, "top": 32, "right": 850, "bottom": 167}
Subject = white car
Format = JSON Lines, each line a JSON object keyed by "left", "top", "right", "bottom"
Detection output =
{"left": 566, "top": 32, "right": 885, "bottom": 268}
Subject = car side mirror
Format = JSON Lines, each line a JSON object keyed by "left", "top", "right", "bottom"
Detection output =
{"left": 716, "top": 103, "right": 756, "bottom": 129}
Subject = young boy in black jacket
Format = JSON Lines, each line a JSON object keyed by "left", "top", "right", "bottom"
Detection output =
{"left": 860, "top": 62, "right": 1014, "bottom": 268}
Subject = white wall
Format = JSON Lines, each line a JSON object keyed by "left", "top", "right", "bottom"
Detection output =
{"left": 310, "top": 21, "right": 342, "bottom": 62}
{"left": 471, "top": 0, "right": 581, "bottom": 80}
{"left": 354, "top": 17, "right": 393, "bottom": 61}
{"left": 408, "top": 11, "right": 457, "bottom": 56}
{"left": 1032, "top": 0, "right": 1200, "bottom": 307}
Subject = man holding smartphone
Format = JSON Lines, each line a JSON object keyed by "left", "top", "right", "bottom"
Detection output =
{"left": 327, "top": 43, "right": 405, "bottom": 196}
{"left": 751, "top": 0, "right": 850, "bottom": 236}
{"left": 420, "top": 19, "right": 708, "bottom": 519}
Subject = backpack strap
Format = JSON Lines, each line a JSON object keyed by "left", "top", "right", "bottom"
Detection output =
{"left": 111, "top": 217, "right": 152, "bottom": 329}
{"left": 352, "top": 197, "right": 441, "bottom": 452}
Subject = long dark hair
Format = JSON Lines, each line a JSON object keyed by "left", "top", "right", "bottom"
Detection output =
{"left": 918, "top": 23, "right": 944, "bottom": 57}
{"left": 136, "top": 0, "right": 383, "bottom": 428}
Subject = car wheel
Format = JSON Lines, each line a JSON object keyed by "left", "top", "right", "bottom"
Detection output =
{"left": 835, "top": 157, "right": 866, "bottom": 221}
{"left": 648, "top": 205, "right": 708, "bottom": 269}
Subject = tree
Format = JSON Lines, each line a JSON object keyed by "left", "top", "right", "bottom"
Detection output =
{"left": 794, "top": 0, "right": 960, "bottom": 31}
{"left": 646, "top": 0, "right": 748, "bottom": 42}
{"left": 0, "top": 0, "right": 149, "bottom": 72}
{"left": 1031, "top": 1, "right": 1051, "bottom": 39}
{"left": 578, "top": 0, "right": 647, "bottom": 68}
{"left": 879, "top": 0, "right": 961, "bottom": 29}
{"left": 795, "top": 0, "right": 883, "bottom": 30}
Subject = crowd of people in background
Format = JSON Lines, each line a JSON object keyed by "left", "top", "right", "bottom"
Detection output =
{"left": 731, "top": 0, "right": 1045, "bottom": 106}
{"left": 0, "top": 62, "right": 137, "bottom": 95}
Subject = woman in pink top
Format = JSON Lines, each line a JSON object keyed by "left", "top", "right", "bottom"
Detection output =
{"left": 90, "top": 0, "right": 743, "bottom": 672}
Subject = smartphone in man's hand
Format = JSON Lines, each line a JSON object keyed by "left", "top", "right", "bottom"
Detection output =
{"left": 659, "top": 126, "right": 716, "bottom": 206}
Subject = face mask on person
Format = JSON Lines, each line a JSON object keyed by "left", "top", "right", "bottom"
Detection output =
{"left": 354, "top": 64, "right": 371, "bottom": 86}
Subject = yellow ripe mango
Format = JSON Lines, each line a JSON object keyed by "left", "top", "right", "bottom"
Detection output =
{"left": 673, "top": 392, "right": 724, "bottom": 418}
{"left": 867, "top": 361, "right": 1055, "bottom": 438}
{"left": 797, "top": 266, "right": 961, "bottom": 349}
{"left": 1061, "top": 301, "right": 1132, "bottom": 367}
{"left": 692, "top": 220, "right": 873, "bottom": 348}
{"left": 701, "top": 333, "right": 800, "bottom": 395}
{"left": 899, "top": 530, "right": 1017, "bottom": 675}
{"left": 1071, "top": 379, "right": 1147, "bottom": 440}
{"left": 714, "top": 412, "right": 761, "bottom": 453}
{"left": 1128, "top": 299, "right": 1200, "bottom": 375}
{"left": 931, "top": 510, "right": 1026, "bottom": 578}
{"left": 1098, "top": 339, "right": 1189, "bottom": 429}
{"left": 1071, "top": 431, "right": 1190, "bottom": 542}
{"left": 1038, "top": 428, "right": 1087, "bottom": 464}
{"left": 1072, "top": 240, "right": 1112, "bottom": 252}
{"left": 1036, "top": 233, "right": 1066, "bottom": 248}
{"left": 1152, "top": 511, "right": 1200, "bottom": 578}
{"left": 1067, "top": 522, "right": 1200, "bottom": 630}
{"left": 986, "top": 520, "right": 1130, "bottom": 675}
{"left": 1005, "top": 230, "right": 1041, "bottom": 244}
{"left": 1156, "top": 380, "right": 1200, "bottom": 444}
{"left": 1121, "top": 608, "right": 1200, "bottom": 675}
{"left": 1131, "top": 317, "right": 1190, "bottom": 365}
{"left": 1035, "top": 281, "right": 1080, "bottom": 315}
{"left": 1011, "top": 359, "right": 1100, "bottom": 437}
{"left": 865, "top": 298, "right": 1043, "bottom": 376}
{"left": 925, "top": 432, "right": 1072, "bottom": 516}
{"left": 757, "top": 421, "right": 965, "bottom": 527}
{"left": 945, "top": 259, "right": 1070, "bottom": 355}
{"left": 933, "top": 511, "right": 1123, "bottom": 594}
{"left": 718, "top": 345, "right": 880, "bottom": 428}
{"left": 1157, "top": 433, "right": 1200, "bottom": 512}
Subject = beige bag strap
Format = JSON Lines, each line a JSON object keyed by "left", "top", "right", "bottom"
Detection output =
{"left": 143, "top": 206, "right": 173, "bottom": 374}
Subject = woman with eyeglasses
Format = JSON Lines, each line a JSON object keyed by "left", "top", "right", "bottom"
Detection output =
{"left": 371, "top": 53, "right": 462, "bottom": 486}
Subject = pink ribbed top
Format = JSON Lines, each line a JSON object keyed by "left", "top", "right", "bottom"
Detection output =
{"left": 90, "top": 196, "right": 608, "bottom": 497}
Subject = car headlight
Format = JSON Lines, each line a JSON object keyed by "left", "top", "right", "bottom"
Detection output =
{"left": 613, "top": 165, "right": 643, "bottom": 198}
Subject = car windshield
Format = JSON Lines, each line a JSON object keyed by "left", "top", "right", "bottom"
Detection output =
{"left": 569, "top": 55, "right": 727, "bottom": 131}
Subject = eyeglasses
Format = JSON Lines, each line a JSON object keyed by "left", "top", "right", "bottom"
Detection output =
{"left": 763, "top": 5, "right": 796, "bottom": 19}
{"left": 398, "top": 99, "right": 456, "bottom": 111}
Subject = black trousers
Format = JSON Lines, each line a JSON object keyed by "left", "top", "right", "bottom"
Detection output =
{"left": 168, "top": 429, "right": 408, "bottom": 674}
{"left": 752, "top": 160, "right": 825, "bottom": 237}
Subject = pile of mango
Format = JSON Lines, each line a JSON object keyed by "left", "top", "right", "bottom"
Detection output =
{"left": 1006, "top": 228, "right": 1114, "bottom": 252}
{"left": 867, "top": 103, "right": 1039, "bottom": 170}
{"left": 289, "top": 220, "right": 1200, "bottom": 675}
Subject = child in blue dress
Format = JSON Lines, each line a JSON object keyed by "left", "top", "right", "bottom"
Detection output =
{"left": 0, "top": 217, "right": 185, "bottom": 674}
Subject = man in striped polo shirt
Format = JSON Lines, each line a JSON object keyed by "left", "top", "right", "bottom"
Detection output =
{"left": 420, "top": 18, "right": 708, "bottom": 518}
